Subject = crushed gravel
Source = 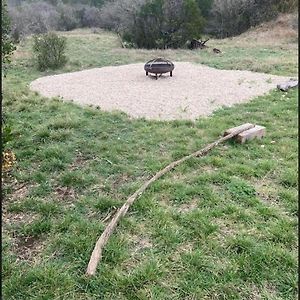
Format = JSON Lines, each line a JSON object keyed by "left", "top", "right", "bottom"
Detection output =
{"left": 30, "top": 62, "right": 289, "bottom": 121}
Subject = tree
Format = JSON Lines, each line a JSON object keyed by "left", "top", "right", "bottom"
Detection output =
{"left": 181, "top": 0, "right": 205, "bottom": 41}
{"left": 196, "top": 0, "right": 213, "bottom": 17}
{"left": 134, "top": 0, "right": 165, "bottom": 48}
{"left": 2, "top": 0, "right": 16, "bottom": 72}
{"left": 126, "top": 0, "right": 205, "bottom": 49}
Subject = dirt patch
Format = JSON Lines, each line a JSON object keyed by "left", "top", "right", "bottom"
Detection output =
{"left": 30, "top": 62, "right": 289, "bottom": 121}
{"left": 3, "top": 181, "right": 36, "bottom": 202}
{"left": 130, "top": 234, "right": 153, "bottom": 253}
{"left": 111, "top": 173, "right": 133, "bottom": 190}
{"left": 176, "top": 199, "right": 198, "bottom": 213}
{"left": 14, "top": 235, "right": 44, "bottom": 262}
{"left": 3, "top": 212, "right": 43, "bottom": 262}
{"left": 3, "top": 212, "right": 39, "bottom": 227}
{"left": 121, "top": 234, "right": 153, "bottom": 271}
{"left": 10, "top": 184, "right": 31, "bottom": 201}
{"left": 54, "top": 186, "right": 76, "bottom": 201}
{"left": 69, "top": 151, "right": 92, "bottom": 171}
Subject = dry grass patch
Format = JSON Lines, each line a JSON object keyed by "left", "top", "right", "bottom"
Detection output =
{"left": 176, "top": 199, "right": 198, "bottom": 213}
{"left": 235, "top": 13, "right": 298, "bottom": 46}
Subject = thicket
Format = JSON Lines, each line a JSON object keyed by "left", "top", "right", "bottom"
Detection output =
{"left": 100, "top": 0, "right": 206, "bottom": 49}
{"left": 33, "top": 32, "right": 67, "bottom": 71}
{"left": 207, "top": 0, "right": 298, "bottom": 38}
{"left": 133, "top": 0, "right": 205, "bottom": 48}
{"left": 7, "top": 0, "right": 298, "bottom": 47}
{"left": 8, "top": 1, "right": 102, "bottom": 42}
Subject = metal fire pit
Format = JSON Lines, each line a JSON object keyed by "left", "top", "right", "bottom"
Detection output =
{"left": 144, "top": 58, "right": 174, "bottom": 80}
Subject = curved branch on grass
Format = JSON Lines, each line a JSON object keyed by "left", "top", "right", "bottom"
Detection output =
{"left": 86, "top": 123, "right": 254, "bottom": 276}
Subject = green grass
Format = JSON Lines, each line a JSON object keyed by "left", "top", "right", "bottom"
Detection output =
{"left": 3, "top": 28, "right": 298, "bottom": 299}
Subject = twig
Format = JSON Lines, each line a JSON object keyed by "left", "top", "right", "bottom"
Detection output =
{"left": 85, "top": 124, "right": 254, "bottom": 276}
{"left": 102, "top": 207, "right": 117, "bottom": 223}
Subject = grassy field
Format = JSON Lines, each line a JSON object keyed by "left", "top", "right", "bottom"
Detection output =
{"left": 2, "top": 20, "right": 298, "bottom": 299}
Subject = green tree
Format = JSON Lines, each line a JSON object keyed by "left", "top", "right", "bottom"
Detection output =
{"left": 126, "top": 0, "right": 205, "bottom": 49}
{"left": 134, "top": 0, "right": 165, "bottom": 49}
{"left": 2, "top": 0, "right": 16, "bottom": 73}
{"left": 196, "top": 0, "right": 213, "bottom": 17}
{"left": 181, "top": 0, "right": 205, "bottom": 41}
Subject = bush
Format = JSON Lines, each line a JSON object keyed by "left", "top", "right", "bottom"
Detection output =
{"left": 120, "top": 0, "right": 205, "bottom": 49}
{"left": 33, "top": 32, "right": 67, "bottom": 71}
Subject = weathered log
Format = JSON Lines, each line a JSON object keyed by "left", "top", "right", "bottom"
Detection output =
{"left": 85, "top": 124, "right": 254, "bottom": 276}
{"left": 190, "top": 38, "right": 210, "bottom": 49}
{"left": 277, "top": 79, "right": 298, "bottom": 92}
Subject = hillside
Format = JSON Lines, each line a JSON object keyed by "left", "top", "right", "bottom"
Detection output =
{"left": 236, "top": 13, "right": 298, "bottom": 45}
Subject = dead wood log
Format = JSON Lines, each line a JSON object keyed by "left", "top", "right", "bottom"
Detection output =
{"left": 201, "top": 38, "right": 210, "bottom": 45}
{"left": 277, "top": 78, "right": 298, "bottom": 92}
{"left": 190, "top": 38, "right": 210, "bottom": 49}
{"left": 85, "top": 124, "right": 255, "bottom": 276}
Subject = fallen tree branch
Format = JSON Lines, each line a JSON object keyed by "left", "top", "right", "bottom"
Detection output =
{"left": 86, "top": 124, "right": 255, "bottom": 276}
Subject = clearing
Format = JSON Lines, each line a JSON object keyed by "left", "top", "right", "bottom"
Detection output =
{"left": 2, "top": 13, "right": 298, "bottom": 299}
{"left": 30, "top": 62, "right": 289, "bottom": 120}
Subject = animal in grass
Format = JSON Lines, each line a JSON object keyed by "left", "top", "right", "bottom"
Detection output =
{"left": 213, "top": 48, "right": 221, "bottom": 54}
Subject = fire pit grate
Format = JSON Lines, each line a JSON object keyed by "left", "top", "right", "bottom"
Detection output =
{"left": 144, "top": 58, "right": 175, "bottom": 80}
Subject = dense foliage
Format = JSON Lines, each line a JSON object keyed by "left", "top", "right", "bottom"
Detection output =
{"left": 2, "top": 1, "right": 16, "bottom": 71}
{"left": 33, "top": 32, "right": 67, "bottom": 71}
{"left": 112, "top": 0, "right": 206, "bottom": 49}
{"left": 208, "top": 0, "right": 298, "bottom": 38}
{"left": 7, "top": 0, "right": 298, "bottom": 46}
{"left": 8, "top": 1, "right": 103, "bottom": 41}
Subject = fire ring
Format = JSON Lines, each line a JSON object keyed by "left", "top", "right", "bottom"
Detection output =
{"left": 144, "top": 58, "right": 175, "bottom": 80}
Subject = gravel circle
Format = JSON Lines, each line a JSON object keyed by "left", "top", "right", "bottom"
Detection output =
{"left": 30, "top": 62, "right": 289, "bottom": 121}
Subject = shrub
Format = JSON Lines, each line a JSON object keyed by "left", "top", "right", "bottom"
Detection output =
{"left": 33, "top": 32, "right": 67, "bottom": 71}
